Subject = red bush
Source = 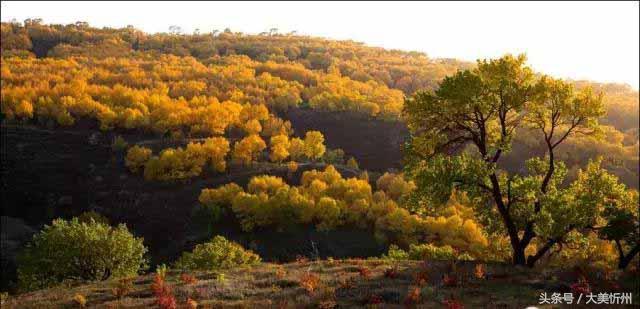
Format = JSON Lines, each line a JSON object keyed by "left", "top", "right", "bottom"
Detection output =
{"left": 443, "top": 298, "right": 464, "bottom": 309}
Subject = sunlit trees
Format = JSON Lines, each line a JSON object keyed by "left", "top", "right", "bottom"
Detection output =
{"left": 288, "top": 137, "right": 306, "bottom": 161}
{"left": 232, "top": 134, "right": 267, "bottom": 165}
{"left": 404, "top": 54, "right": 606, "bottom": 267}
{"left": 144, "top": 148, "right": 204, "bottom": 181}
{"left": 197, "top": 165, "right": 489, "bottom": 255}
{"left": 125, "top": 145, "right": 152, "bottom": 173}
{"left": 572, "top": 159, "right": 640, "bottom": 269}
{"left": 303, "top": 130, "right": 325, "bottom": 160}
{"left": 376, "top": 172, "right": 416, "bottom": 203}
{"left": 17, "top": 218, "right": 147, "bottom": 291}
{"left": 141, "top": 138, "right": 230, "bottom": 181}
{"left": 261, "top": 115, "right": 293, "bottom": 137}
{"left": 269, "top": 134, "right": 290, "bottom": 162}
{"left": 186, "top": 137, "right": 231, "bottom": 172}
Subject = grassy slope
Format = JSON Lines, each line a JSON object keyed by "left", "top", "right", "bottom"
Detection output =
{"left": 4, "top": 259, "right": 637, "bottom": 308}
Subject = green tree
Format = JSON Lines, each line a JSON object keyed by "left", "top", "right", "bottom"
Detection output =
{"left": 582, "top": 161, "right": 639, "bottom": 269}
{"left": 404, "top": 54, "right": 605, "bottom": 267}
{"left": 17, "top": 218, "right": 147, "bottom": 291}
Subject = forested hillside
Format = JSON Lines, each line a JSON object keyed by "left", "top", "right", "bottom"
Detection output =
{"left": 1, "top": 20, "right": 638, "bottom": 306}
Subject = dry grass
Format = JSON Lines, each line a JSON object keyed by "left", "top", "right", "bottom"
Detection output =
{"left": 2, "top": 259, "right": 636, "bottom": 308}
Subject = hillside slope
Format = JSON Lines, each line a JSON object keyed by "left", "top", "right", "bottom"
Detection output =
{"left": 3, "top": 259, "right": 638, "bottom": 308}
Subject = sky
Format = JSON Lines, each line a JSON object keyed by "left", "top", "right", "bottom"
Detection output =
{"left": 2, "top": 1, "right": 639, "bottom": 89}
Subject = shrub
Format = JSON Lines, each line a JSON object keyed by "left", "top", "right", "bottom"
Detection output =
{"left": 72, "top": 294, "right": 87, "bottom": 308}
{"left": 174, "top": 236, "right": 261, "bottom": 271}
{"left": 403, "top": 286, "right": 421, "bottom": 306}
{"left": 413, "top": 269, "right": 429, "bottom": 286}
{"left": 180, "top": 273, "right": 197, "bottom": 285}
{"left": 358, "top": 266, "right": 371, "bottom": 279}
{"left": 17, "top": 218, "right": 147, "bottom": 291}
{"left": 473, "top": 264, "right": 485, "bottom": 280}
{"left": 443, "top": 273, "right": 458, "bottom": 287}
{"left": 443, "top": 298, "right": 464, "bottom": 309}
{"left": 112, "top": 277, "right": 134, "bottom": 299}
{"left": 408, "top": 244, "right": 456, "bottom": 261}
{"left": 382, "top": 244, "right": 457, "bottom": 261}
{"left": 287, "top": 160, "right": 299, "bottom": 173}
{"left": 299, "top": 272, "right": 320, "bottom": 294}
{"left": 323, "top": 148, "right": 345, "bottom": 164}
{"left": 381, "top": 244, "right": 410, "bottom": 260}
{"left": 152, "top": 274, "right": 177, "bottom": 309}
{"left": 346, "top": 157, "right": 359, "bottom": 169}
{"left": 111, "top": 135, "right": 129, "bottom": 152}
{"left": 125, "top": 145, "right": 152, "bottom": 173}
{"left": 156, "top": 264, "right": 169, "bottom": 280}
{"left": 384, "top": 266, "right": 399, "bottom": 279}
{"left": 77, "top": 211, "right": 109, "bottom": 225}
{"left": 186, "top": 298, "right": 198, "bottom": 309}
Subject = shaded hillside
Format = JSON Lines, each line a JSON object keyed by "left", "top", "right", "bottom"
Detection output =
{"left": 0, "top": 124, "right": 387, "bottom": 290}
{"left": 283, "top": 109, "right": 408, "bottom": 172}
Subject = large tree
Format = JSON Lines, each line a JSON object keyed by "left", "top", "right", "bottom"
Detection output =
{"left": 403, "top": 54, "right": 616, "bottom": 267}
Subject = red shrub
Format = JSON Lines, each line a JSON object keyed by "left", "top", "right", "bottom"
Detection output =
{"left": 367, "top": 294, "right": 384, "bottom": 305}
{"left": 299, "top": 272, "right": 320, "bottom": 294}
{"left": 413, "top": 270, "right": 428, "bottom": 286}
{"left": 358, "top": 267, "right": 371, "bottom": 279}
{"left": 180, "top": 273, "right": 198, "bottom": 285}
{"left": 156, "top": 294, "right": 177, "bottom": 309}
{"left": 384, "top": 266, "right": 398, "bottom": 279}
{"left": 403, "top": 286, "right": 421, "bottom": 306}
{"left": 570, "top": 277, "right": 591, "bottom": 295}
{"left": 443, "top": 274, "right": 458, "bottom": 287}
{"left": 443, "top": 298, "right": 464, "bottom": 309}
{"left": 152, "top": 274, "right": 177, "bottom": 309}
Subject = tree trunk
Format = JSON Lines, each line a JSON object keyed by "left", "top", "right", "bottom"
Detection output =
{"left": 526, "top": 238, "right": 558, "bottom": 267}
{"left": 488, "top": 173, "right": 525, "bottom": 266}
{"left": 618, "top": 244, "right": 640, "bottom": 269}
{"left": 513, "top": 245, "right": 527, "bottom": 266}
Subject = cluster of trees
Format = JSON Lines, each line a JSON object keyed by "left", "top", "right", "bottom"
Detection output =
{"left": 2, "top": 21, "right": 637, "bottom": 185}
{"left": 2, "top": 45, "right": 406, "bottom": 122}
{"left": 15, "top": 216, "right": 259, "bottom": 291}
{"left": 2, "top": 21, "right": 637, "bottom": 119}
{"left": 198, "top": 166, "right": 489, "bottom": 257}
{"left": 126, "top": 139, "right": 230, "bottom": 181}
{"left": 124, "top": 130, "right": 328, "bottom": 181}
{"left": 404, "top": 54, "right": 639, "bottom": 269}
{"left": 1, "top": 20, "right": 467, "bottom": 96}
{"left": 1, "top": 56, "right": 299, "bottom": 132}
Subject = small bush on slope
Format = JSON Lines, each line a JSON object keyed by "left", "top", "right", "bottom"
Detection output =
{"left": 174, "top": 236, "right": 261, "bottom": 271}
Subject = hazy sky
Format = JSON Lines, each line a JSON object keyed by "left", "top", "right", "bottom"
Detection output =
{"left": 2, "top": 1, "right": 638, "bottom": 89}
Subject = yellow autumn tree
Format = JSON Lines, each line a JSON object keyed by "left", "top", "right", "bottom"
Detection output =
{"left": 232, "top": 134, "right": 267, "bottom": 165}
{"left": 125, "top": 145, "right": 152, "bottom": 173}
{"left": 303, "top": 131, "right": 325, "bottom": 161}
{"left": 288, "top": 137, "right": 306, "bottom": 161}
{"left": 269, "top": 134, "right": 290, "bottom": 162}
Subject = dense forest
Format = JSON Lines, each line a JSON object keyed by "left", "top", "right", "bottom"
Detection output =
{"left": 0, "top": 20, "right": 638, "bottom": 307}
